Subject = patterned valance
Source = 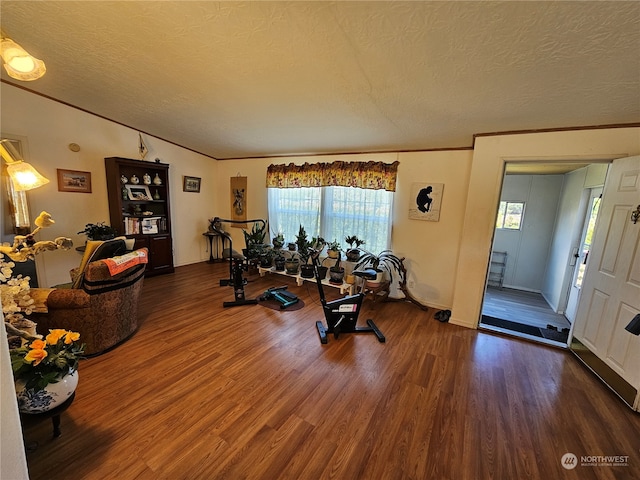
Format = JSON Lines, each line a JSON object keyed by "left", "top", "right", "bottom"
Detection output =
{"left": 266, "top": 161, "right": 399, "bottom": 192}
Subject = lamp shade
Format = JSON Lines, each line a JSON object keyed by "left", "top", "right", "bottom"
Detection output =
{"left": 6, "top": 161, "right": 50, "bottom": 191}
{"left": 0, "top": 37, "right": 46, "bottom": 81}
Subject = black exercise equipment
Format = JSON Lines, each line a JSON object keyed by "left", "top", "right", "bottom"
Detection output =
{"left": 209, "top": 217, "right": 266, "bottom": 287}
{"left": 223, "top": 256, "right": 258, "bottom": 308}
{"left": 311, "top": 251, "right": 385, "bottom": 344}
{"left": 211, "top": 217, "right": 265, "bottom": 308}
{"left": 259, "top": 285, "right": 299, "bottom": 309}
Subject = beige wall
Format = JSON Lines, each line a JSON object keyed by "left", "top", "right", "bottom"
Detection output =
{"left": 1, "top": 84, "right": 217, "bottom": 287}
{"left": 216, "top": 150, "right": 473, "bottom": 310}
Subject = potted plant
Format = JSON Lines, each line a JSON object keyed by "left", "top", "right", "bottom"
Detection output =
{"left": 328, "top": 251, "right": 345, "bottom": 284}
{"left": 296, "top": 225, "right": 316, "bottom": 278}
{"left": 272, "top": 232, "right": 285, "bottom": 250}
{"left": 274, "top": 252, "right": 286, "bottom": 271}
{"left": 344, "top": 235, "right": 365, "bottom": 262}
{"left": 326, "top": 239, "right": 341, "bottom": 259}
{"left": 242, "top": 221, "right": 267, "bottom": 259}
{"left": 77, "top": 222, "right": 117, "bottom": 241}
{"left": 354, "top": 249, "right": 403, "bottom": 285}
{"left": 259, "top": 247, "right": 275, "bottom": 268}
{"left": 11, "top": 328, "right": 85, "bottom": 413}
{"left": 284, "top": 250, "right": 300, "bottom": 275}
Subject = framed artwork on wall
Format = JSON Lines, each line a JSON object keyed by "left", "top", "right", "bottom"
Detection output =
{"left": 57, "top": 169, "right": 92, "bottom": 193}
{"left": 183, "top": 176, "right": 201, "bottom": 193}
{"left": 409, "top": 182, "right": 444, "bottom": 221}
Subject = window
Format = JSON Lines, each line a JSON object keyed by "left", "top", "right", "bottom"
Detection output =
{"left": 496, "top": 201, "right": 525, "bottom": 230}
{"left": 268, "top": 186, "right": 394, "bottom": 253}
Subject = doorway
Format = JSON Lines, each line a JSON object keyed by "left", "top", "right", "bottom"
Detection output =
{"left": 479, "top": 162, "right": 608, "bottom": 347}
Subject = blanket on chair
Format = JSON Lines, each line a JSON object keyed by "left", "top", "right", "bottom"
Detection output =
{"left": 102, "top": 249, "right": 148, "bottom": 276}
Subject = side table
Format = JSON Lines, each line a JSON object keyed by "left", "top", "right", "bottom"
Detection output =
{"left": 202, "top": 232, "right": 222, "bottom": 263}
{"left": 20, "top": 392, "right": 76, "bottom": 440}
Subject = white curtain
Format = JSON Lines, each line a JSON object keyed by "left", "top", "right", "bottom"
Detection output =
{"left": 268, "top": 186, "right": 393, "bottom": 253}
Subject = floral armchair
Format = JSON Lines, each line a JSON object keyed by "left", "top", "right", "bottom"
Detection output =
{"left": 32, "top": 248, "right": 148, "bottom": 356}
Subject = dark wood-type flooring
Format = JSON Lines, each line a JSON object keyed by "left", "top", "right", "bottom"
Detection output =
{"left": 22, "top": 262, "right": 640, "bottom": 479}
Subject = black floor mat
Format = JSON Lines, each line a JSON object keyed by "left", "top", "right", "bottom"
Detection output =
{"left": 481, "top": 315, "right": 568, "bottom": 343}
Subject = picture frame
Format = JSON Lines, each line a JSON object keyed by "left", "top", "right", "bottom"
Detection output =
{"left": 126, "top": 185, "right": 152, "bottom": 200}
{"left": 409, "top": 182, "right": 444, "bottom": 222}
{"left": 183, "top": 175, "right": 201, "bottom": 193}
{"left": 57, "top": 169, "right": 92, "bottom": 193}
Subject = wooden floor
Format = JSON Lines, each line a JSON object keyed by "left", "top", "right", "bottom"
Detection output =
{"left": 482, "top": 287, "right": 571, "bottom": 331}
{"left": 22, "top": 262, "right": 640, "bottom": 480}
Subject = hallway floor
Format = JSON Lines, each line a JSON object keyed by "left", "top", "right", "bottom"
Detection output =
{"left": 481, "top": 287, "right": 570, "bottom": 331}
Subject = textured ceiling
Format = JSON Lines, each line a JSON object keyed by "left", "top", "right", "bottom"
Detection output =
{"left": 1, "top": 1, "right": 639, "bottom": 160}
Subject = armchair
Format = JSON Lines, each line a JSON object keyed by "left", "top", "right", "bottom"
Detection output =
{"left": 33, "top": 248, "right": 148, "bottom": 355}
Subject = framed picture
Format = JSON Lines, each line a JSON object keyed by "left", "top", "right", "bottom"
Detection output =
{"left": 126, "top": 185, "right": 152, "bottom": 200}
{"left": 183, "top": 176, "right": 201, "bottom": 193}
{"left": 57, "top": 169, "right": 92, "bottom": 193}
{"left": 409, "top": 182, "right": 444, "bottom": 222}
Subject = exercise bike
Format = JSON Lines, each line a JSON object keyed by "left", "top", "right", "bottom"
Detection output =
{"left": 311, "top": 251, "right": 385, "bottom": 344}
{"left": 210, "top": 217, "right": 265, "bottom": 307}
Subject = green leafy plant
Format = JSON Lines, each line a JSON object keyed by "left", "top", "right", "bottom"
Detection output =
{"left": 344, "top": 235, "right": 365, "bottom": 249}
{"left": 295, "top": 225, "right": 313, "bottom": 264}
{"left": 326, "top": 239, "right": 341, "bottom": 252}
{"left": 243, "top": 221, "right": 267, "bottom": 247}
{"left": 77, "top": 222, "right": 117, "bottom": 241}
{"left": 354, "top": 249, "right": 404, "bottom": 284}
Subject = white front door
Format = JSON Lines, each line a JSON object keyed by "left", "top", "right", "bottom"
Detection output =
{"left": 565, "top": 187, "right": 603, "bottom": 323}
{"left": 572, "top": 155, "right": 640, "bottom": 409}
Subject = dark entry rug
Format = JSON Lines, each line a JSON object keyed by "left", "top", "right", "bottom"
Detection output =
{"left": 481, "top": 315, "right": 569, "bottom": 343}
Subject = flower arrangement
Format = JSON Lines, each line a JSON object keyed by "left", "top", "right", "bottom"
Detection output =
{"left": 2, "top": 211, "right": 72, "bottom": 346}
{"left": 11, "top": 329, "right": 85, "bottom": 392}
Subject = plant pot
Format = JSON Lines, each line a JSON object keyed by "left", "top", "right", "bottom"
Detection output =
{"left": 15, "top": 370, "right": 79, "bottom": 414}
{"left": 300, "top": 264, "right": 315, "bottom": 278}
{"left": 274, "top": 257, "right": 286, "bottom": 271}
{"left": 327, "top": 250, "right": 339, "bottom": 259}
{"left": 285, "top": 258, "right": 300, "bottom": 274}
{"left": 316, "top": 266, "right": 328, "bottom": 280}
{"left": 346, "top": 249, "right": 361, "bottom": 262}
{"left": 260, "top": 256, "right": 273, "bottom": 268}
{"left": 329, "top": 267, "right": 345, "bottom": 284}
{"left": 287, "top": 243, "right": 297, "bottom": 251}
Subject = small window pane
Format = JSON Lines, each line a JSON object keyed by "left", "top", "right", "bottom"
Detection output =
{"left": 496, "top": 201, "right": 524, "bottom": 230}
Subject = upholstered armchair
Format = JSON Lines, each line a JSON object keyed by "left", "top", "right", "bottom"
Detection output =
{"left": 33, "top": 248, "right": 148, "bottom": 355}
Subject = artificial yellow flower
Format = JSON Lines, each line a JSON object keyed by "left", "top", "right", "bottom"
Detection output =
{"left": 64, "top": 331, "right": 80, "bottom": 344}
{"left": 46, "top": 329, "right": 67, "bottom": 345}
{"left": 34, "top": 211, "right": 55, "bottom": 228}
{"left": 24, "top": 348, "right": 48, "bottom": 366}
{"left": 30, "top": 339, "right": 47, "bottom": 350}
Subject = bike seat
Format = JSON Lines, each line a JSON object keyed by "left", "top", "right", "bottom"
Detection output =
{"left": 352, "top": 269, "right": 378, "bottom": 280}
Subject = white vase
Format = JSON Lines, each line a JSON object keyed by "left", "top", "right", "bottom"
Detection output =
{"left": 15, "top": 370, "right": 79, "bottom": 413}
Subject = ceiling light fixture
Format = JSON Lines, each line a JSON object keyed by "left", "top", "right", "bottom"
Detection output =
{"left": 0, "top": 139, "right": 49, "bottom": 191}
{"left": 0, "top": 36, "right": 46, "bottom": 81}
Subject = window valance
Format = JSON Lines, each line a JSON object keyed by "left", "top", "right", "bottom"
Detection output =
{"left": 266, "top": 161, "right": 399, "bottom": 192}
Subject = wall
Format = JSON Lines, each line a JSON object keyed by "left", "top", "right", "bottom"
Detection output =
{"left": 1, "top": 84, "right": 218, "bottom": 288}
{"left": 493, "top": 174, "right": 563, "bottom": 291}
{"left": 216, "top": 150, "right": 473, "bottom": 311}
{"left": 451, "top": 127, "right": 640, "bottom": 329}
